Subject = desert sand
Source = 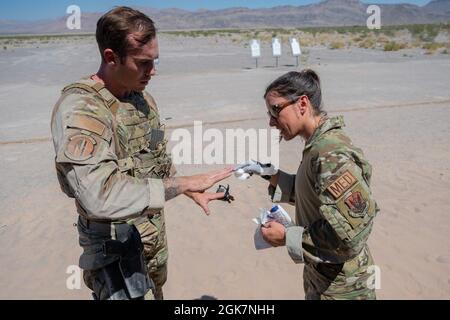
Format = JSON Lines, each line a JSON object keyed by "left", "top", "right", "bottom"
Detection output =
{"left": 0, "top": 33, "right": 449, "bottom": 299}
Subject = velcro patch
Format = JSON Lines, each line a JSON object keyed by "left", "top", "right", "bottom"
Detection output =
{"left": 65, "top": 135, "right": 96, "bottom": 161}
{"left": 69, "top": 115, "right": 106, "bottom": 137}
{"left": 345, "top": 191, "right": 367, "bottom": 216}
{"left": 326, "top": 170, "right": 357, "bottom": 199}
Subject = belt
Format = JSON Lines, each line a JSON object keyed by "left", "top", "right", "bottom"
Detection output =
{"left": 78, "top": 213, "right": 156, "bottom": 231}
{"left": 78, "top": 215, "right": 117, "bottom": 233}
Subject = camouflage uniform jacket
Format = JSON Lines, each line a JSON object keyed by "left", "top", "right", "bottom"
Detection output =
{"left": 271, "top": 115, "right": 379, "bottom": 265}
{"left": 51, "top": 78, "right": 171, "bottom": 223}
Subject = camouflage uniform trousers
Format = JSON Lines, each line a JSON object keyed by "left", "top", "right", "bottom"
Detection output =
{"left": 135, "top": 210, "right": 168, "bottom": 300}
{"left": 303, "top": 246, "right": 376, "bottom": 300}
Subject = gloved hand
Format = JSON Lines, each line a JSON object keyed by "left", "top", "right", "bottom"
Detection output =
{"left": 234, "top": 160, "right": 278, "bottom": 180}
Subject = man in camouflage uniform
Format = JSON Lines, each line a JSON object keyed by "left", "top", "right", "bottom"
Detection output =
{"left": 51, "top": 7, "right": 231, "bottom": 300}
{"left": 238, "top": 70, "right": 379, "bottom": 300}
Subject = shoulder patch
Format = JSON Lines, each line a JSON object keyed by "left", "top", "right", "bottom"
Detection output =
{"left": 344, "top": 191, "right": 367, "bottom": 217}
{"left": 65, "top": 135, "right": 96, "bottom": 161}
{"left": 326, "top": 170, "right": 357, "bottom": 199}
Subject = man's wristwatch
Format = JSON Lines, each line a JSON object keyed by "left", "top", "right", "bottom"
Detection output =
{"left": 261, "top": 175, "right": 271, "bottom": 181}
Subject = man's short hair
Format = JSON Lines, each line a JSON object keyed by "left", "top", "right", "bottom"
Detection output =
{"left": 96, "top": 6, "right": 156, "bottom": 62}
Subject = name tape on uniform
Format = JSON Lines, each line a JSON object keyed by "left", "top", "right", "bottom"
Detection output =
{"left": 326, "top": 170, "right": 357, "bottom": 199}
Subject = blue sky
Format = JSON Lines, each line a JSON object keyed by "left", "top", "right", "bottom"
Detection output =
{"left": 0, "top": 0, "right": 432, "bottom": 21}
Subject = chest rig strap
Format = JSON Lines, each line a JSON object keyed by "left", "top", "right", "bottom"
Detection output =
{"left": 62, "top": 79, "right": 120, "bottom": 116}
{"left": 61, "top": 78, "right": 130, "bottom": 168}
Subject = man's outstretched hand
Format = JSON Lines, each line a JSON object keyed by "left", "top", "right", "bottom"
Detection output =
{"left": 187, "top": 167, "right": 234, "bottom": 192}
{"left": 185, "top": 191, "right": 228, "bottom": 215}
{"left": 163, "top": 167, "right": 233, "bottom": 201}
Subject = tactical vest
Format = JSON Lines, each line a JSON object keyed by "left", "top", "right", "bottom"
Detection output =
{"left": 61, "top": 78, "right": 172, "bottom": 180}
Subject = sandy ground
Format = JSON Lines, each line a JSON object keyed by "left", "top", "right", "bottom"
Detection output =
{"left": 0, "top": 34, "right": 449, "bottom": 300}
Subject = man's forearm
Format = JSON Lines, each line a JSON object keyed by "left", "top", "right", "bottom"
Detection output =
{"left": 162, "top": 167, "right": 231, "bottom": 201}
{"left": 163, "top": 176, "right": 189, "bottom": 201}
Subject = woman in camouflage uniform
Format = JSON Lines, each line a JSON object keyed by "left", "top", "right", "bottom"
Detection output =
{"left": 242, "top": 70, "right": 379, "bottom": 299}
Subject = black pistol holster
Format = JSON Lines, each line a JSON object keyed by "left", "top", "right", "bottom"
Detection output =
{"left": 102, "top": 223, "right": 153, "bottom": 299}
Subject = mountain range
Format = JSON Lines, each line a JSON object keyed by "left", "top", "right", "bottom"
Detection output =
{"left": 1, "top": 0, "right": 449, "bottom": 35}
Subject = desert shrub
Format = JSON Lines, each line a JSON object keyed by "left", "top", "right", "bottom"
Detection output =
{"left": 359, "top": 38, "right": 376, "bottom": 49}
{"left": 300, "top": 38, "right": 312, "bottom": 47}
{"left": 406, "top": 24, "right": 440, "bottom": 42}
{"left": 383, "top": 29, "right": 395, "bottom": 37}
{"left": 423, "top": 25, "right": 440, "bottom": 41}
{"left": 376, "top": 35, "right": 391, "bottom": 44}
{"left": 408, "top": 24, "right": 426, "bottom": 37}
{"left": 353, "top": 35, "right": 365, "bottom": 42}
{"left": 422, "top": 42, "right": 446, "bottom": 51}
{"left": 384, "top": 41, "right": 406, "bottom": 51}
{"left": 281, "top": 35, "right": 290, "bottom": 43}
{"left": 260, "top": 34, "right": 272, "bottom": 43}
{"left": 329, "top": 41, "right": 345, "bottom": 49}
